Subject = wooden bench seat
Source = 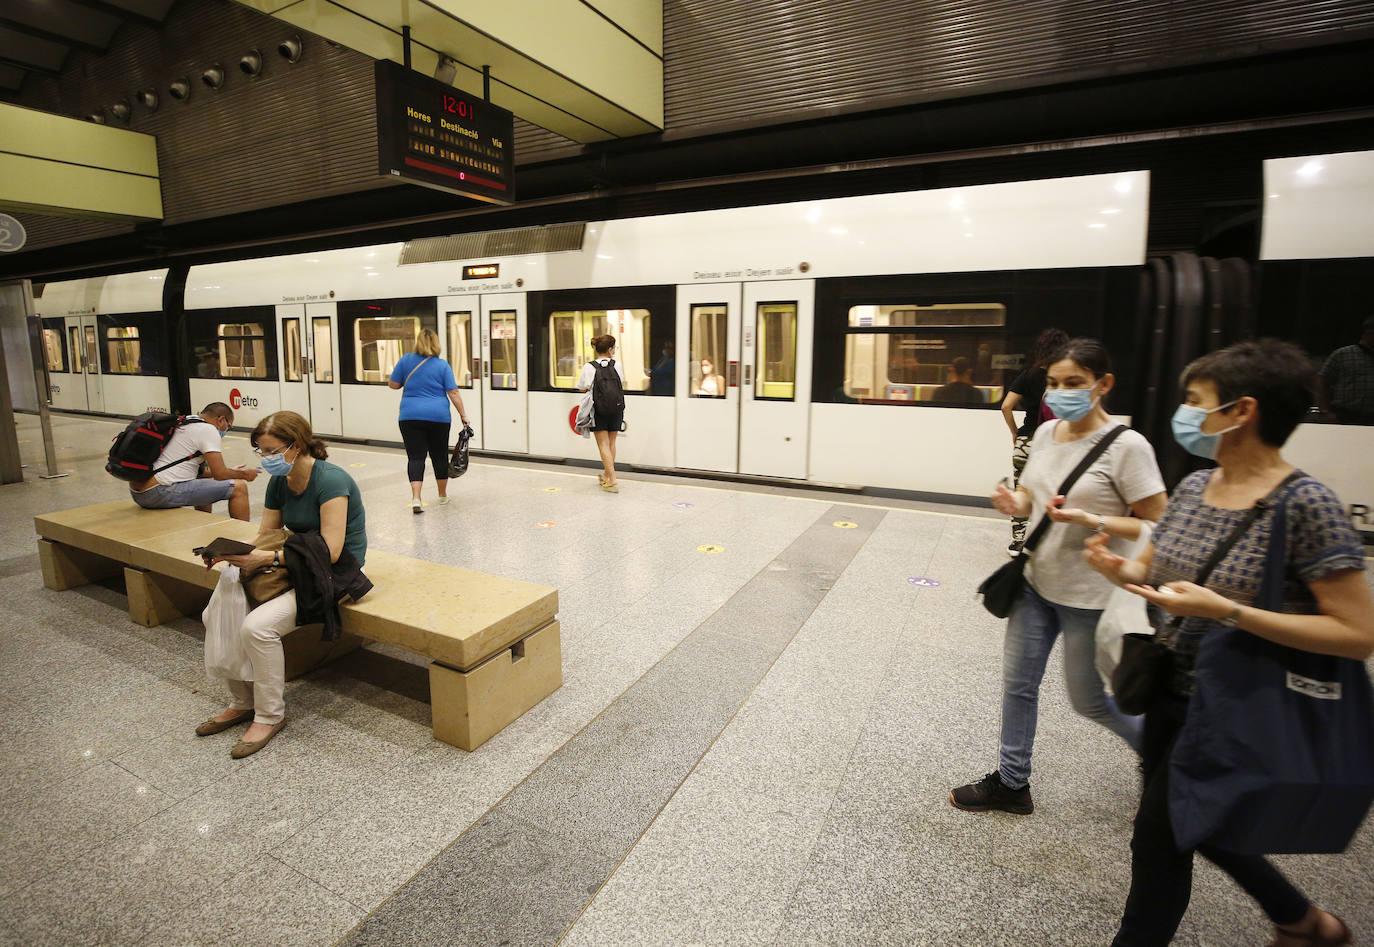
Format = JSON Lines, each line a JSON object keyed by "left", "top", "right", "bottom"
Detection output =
{"left": 35, "top": 500, "right": 561, "bottom": 750}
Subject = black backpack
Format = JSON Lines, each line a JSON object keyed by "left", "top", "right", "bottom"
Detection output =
{"left": 106, "top": 412, "right": 207, "bottom": 482}
{"left": 592, "top": 359, "right": 625, "bottom": 417}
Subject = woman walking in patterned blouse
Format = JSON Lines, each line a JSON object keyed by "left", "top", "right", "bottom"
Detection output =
{"left": 1085, "top": 339, "right": 1374, "bottom": 946}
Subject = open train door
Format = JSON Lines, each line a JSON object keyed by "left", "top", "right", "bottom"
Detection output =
{"left": 675, "top": 283, "right": 741, "bottom": 473}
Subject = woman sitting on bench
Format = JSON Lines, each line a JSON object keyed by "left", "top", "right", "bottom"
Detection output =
{"left": 195, "top": 411, "right": 368, "bottom": 758}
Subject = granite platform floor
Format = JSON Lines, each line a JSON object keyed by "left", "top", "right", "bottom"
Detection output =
{"left": 1, "top": 411, "right": 1371, "bottom": 946}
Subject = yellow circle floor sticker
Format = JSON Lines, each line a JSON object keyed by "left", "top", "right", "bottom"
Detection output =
{"left": 697, "top": 544, "right": 724, "bottom": 554}
{"left": 833, "top": 521, "right": 859, "bottom": 529}
{"left": 349, "top": 463, "right": 367, "bottom": 468}
{"left": 542, "top": 487, "right": 561, "bottom": 492}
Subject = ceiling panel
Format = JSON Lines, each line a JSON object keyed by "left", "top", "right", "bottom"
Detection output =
{"left": 2, "top": 0, "right": 122, "bottom": 49}
{"left": 0, "top": 24, "right": 69, "bottom": 71}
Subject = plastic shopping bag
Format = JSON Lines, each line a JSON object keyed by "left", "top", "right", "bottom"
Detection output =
{"left": 1095, "top": 522, "right": 1153, "bottom": 690}
{"left": 203, "top": 565, "right": 253, "bottom": 680}
{"left": 449, "top": 424, "right": 474, "bottom": 478}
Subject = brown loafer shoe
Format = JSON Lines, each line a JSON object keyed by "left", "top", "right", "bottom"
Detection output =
{"left": 195, "top": 709, "right": 254, "bottom": 736}
{"left": 230, "top": 720, "right": 286, "bottom": 759}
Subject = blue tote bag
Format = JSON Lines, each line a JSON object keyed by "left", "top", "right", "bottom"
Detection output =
{"left": 1168, "top": 488, "right": 1374, "bottom": 855}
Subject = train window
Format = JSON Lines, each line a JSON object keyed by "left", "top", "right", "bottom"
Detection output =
{"left": 353, "top": 316, "right": 419, "bottom": 383}
{"left": 104, "top": 326, "right": 142, "bottom": 375}
{"left": 843, "top": 303, "right": 1008, "bottom": 406}
{"left": 546, "top": 309, "right": 651, "bottom": 391}
{"left": 217, "top": 323, "right": 268, "bottom": 379}
{"left": 282, "top": 318, "right": 302, "bottom": 382}
{"left": 690, "top": 304, "right": 728, "bottom": 397}
{"left": 312, "top": 318, "right": 334, "bottom": 382}
{"left": 756, "top": 303, "right": 797, "bottom": 401}
{"left": 447, "top": 311, "right": 473, "bottom": 387}
{"left": 84, "top": 327, "right": 99, "bottom": 375}
{"left": 42, "top": 329, "right": 65, "bottom": 372}
{"left": 69, "top": 327, "right": 83, "bottom": 371}
{"left": 490, "top": 310, "right": 518, "bottom": 389}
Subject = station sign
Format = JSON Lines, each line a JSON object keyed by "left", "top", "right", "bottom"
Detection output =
{"left": 374, "top": 60, "right": 515, "bottom": 205}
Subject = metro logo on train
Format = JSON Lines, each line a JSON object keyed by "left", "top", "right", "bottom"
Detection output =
{"left": 229, "top": 389, "right": 258, "bottom": 411}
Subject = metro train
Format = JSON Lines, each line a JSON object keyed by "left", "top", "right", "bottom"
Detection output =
{"left": 30, "top": 152, "right": 1374, "bottom": 536}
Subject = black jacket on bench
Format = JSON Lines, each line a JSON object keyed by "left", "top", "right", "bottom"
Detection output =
{"left": 284, "top": 531, "right": 373, "bottom": 641}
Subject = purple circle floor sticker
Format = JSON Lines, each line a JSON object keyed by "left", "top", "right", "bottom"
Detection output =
{"left": 907, "top": 576, "right": 941, "bottom": 588}
{"left": 673, "top": 502, "right": 694, "bottom": 510}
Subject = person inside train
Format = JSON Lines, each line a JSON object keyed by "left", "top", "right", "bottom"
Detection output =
{"left": 694, "top": 356, "right": 725, "bottom": 398}
{"left": 388, "top": 328, "right": 471, "bottom": 514}
{"left": 1001, "top": 328, "right": 1070, "bottom": 554}
{"left": 648, "top": 340, "right": 676, "bottom": 396}
{"left": 128, "top": 401, "right": 258, "bottom": 521}
{"left": 579, "top": 334, "right": 625, "bottom": 492}
{"left": 950, "top": 338, "right": 1167, "bottom": 815}
{"left": 1084, "top": 339, "right": 1372, "bottom": 947}
{"left": 932, "top": 357, "right": 983, "bottom": 404}
{"left": 196, "top": 410, "right": 369, "bottom": 758}
{"left": 1315, "top": 314, "right": 1374, "bottom": 425}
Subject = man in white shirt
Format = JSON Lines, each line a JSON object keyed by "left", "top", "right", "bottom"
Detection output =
{"left": 128, "top": 402, "right": 258, "bottom": 520}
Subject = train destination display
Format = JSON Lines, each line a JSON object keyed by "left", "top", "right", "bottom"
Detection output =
{"left": 374, "top": 60, "right": 515, "bottom": 205}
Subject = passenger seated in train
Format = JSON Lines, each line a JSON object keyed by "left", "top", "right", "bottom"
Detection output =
{"left": 932, "top": 357, "right": 984, "bottom": 405}
{"left": 1316, "top": 314, "right": 1374, "bottom": 425}
{"left": 648, "top": 341, "right": 675, "bottom": 396}
{"left": 128, "top": 402, "right": 258, "bottom": 521}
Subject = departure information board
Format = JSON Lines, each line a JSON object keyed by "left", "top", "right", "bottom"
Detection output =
{"left": 374, "top": 59, "right": 515, "bottom": 205}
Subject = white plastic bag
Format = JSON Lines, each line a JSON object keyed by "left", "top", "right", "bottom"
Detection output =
{"left": 203, "top": 565, "right": 253, "bottom": 681}
{"left": 1095, "top": 522, "right": 1154, "bottom": 690}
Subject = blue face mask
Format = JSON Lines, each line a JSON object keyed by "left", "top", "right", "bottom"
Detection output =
{"left": 1043, "top": 383, "right": 1100, "bottom": 422}
{"left": 218, "top": 425, "right": 228, "bottom": 440}
{"left": 1171, "top": 402, "right": 1240, "bottom": 459}
{"left": 259, "top": 448, "right": 294, "bottom": 476}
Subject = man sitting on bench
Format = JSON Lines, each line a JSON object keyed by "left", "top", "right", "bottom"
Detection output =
{"left": 129, "top": 402, "right": 258, "bottom": 521}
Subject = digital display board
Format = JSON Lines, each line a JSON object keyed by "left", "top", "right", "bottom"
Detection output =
{"left": 375, "top": 59, "right": 515, "bottom": 205}
{"left": 462, "top": 264, "right": 499, "bottom": 279}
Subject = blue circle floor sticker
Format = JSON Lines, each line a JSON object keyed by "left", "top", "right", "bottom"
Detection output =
{"left": 0, "top": 214, "right": 27, "bottom": 253}
{"left": 907, "top": 576, "right": 941, "bottom": 588}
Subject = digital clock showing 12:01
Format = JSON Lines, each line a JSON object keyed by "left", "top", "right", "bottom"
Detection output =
{"left": 374, "top": 59, "right": 515, "bottom": 205}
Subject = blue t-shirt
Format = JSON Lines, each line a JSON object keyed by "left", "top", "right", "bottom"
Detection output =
{"left": 390, "top": 354, "right": 458, "bottom": 423}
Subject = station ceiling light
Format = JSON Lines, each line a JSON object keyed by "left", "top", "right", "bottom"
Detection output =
{"left": 136, "top": 89, "right": 159, "bottom": 111}
{"left": 86, "top": 110, "right": 105, "bottom": 123}
{"left": 239, "top": 49, "right": 263, "bottom": 76}
{"left": 110, "top": 100, "right": 130, "bottom": 122}
{"left": 169, "top": 77, "right": 191, "bottom": 101}
{"left": 278, "top": 35, "right": 303, "bottom": 63}
{"left": 201, "top": 64, "right": 225, "bottom": 89}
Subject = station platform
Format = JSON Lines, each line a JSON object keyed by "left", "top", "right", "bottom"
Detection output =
{"left": 1, "top": 412, "right": 1369, "bottom": 945}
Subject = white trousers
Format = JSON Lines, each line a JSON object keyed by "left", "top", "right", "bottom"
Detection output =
{"left": 225, "top": 590, "right": 296, "bottom": 725}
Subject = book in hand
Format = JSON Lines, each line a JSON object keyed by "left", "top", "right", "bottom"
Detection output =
{"left": 192, "top": 537, "right": 257, "bottom": 561}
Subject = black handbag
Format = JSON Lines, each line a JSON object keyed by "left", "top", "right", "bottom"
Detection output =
{"left": 977, "top": 424, "right": 1127, "bottom": 618}
{"left": 1110, "top": 470, "right": 1303, "bottom": 715}
{"left": 448, "top": 424, "right": 474, "bottom": 478}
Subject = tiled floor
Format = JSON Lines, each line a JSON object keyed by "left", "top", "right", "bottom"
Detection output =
{"left": 1, "top": 411, "right": 1371, "bottom": 946}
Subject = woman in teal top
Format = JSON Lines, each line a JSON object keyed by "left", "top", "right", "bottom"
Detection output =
{"left": 194, "top": 410, "right": 367, "bottom": 759}
{"left": 388, "top": 329, "right": 471, "bottom": 514}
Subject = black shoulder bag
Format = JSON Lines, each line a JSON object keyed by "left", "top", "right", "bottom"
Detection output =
{"left": 977, "top": 424, "right": 1127, "bottom": 618}
{"left": 1111, "top": 470, "right": 1303, "bottom": 715}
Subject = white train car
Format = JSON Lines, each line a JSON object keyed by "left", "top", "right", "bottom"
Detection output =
{"left": 34, "top": 269, "right": 171, "bottom": 417}
{"left": 183, "top": 170, "right": 1150, "bottom": 496}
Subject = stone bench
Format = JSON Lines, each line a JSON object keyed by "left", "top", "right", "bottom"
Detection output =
{"left": 35, "top": 500, "right": 561, "bottom": 750}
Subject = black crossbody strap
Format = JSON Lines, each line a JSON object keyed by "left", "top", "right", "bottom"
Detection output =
{"left": 1021, "top": 424, "right": 1129, "bottom": 555}
{"left": 1192, "top": 469, "right": 1304, "bottom": 586}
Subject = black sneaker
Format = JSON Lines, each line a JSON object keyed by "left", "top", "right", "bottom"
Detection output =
{"left": 950, "top": 772, "right": 1034, "bottom": 814}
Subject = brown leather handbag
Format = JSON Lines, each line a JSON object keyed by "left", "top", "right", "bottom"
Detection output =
{"left": 240, "top": 528, "right": 291, "bottom": 608}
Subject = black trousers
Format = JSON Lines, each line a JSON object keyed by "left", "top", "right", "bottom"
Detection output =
{"left": 398, "top": 419, "right": 451, "bottom": 483}
{"left": 1111, "top": 693, "right": 1310, "bottom": 946}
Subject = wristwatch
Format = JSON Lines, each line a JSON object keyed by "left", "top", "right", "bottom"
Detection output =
{"left": 272, "top": 551, "right": 281, "bottom": 568}
{"left": 1092, "top": 515, "right": 1107, "bottom": 533}
{"left": 1217, "top": 604, "right": 1243, "bottom": 626}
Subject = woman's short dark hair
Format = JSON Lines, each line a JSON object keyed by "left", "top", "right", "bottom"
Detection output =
{"left": 590, "top": 334, "right": 615, "bottom": 355}
{"left": 1049, "top": 338, "right": 1112, "bottom": 380}
{"left": 1181, "top": 339, "right": 1315, "bottom": 447}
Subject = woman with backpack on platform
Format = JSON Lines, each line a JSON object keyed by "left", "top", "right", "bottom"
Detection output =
{"left": 579, "top": 334, "right": 625, "bottom": 493}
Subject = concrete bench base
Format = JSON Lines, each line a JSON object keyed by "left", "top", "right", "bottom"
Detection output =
{"left": 39, "top": 538, "right": 123, "bottom": 591}
{"left": 430, "top": 621, "right": 562, "bottom": 751}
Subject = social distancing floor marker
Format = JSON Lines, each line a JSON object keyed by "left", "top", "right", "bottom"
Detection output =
{"left": 833, "top": 521, "right": 858, "bottom": 529}
{"left": 543, "top": 487, "right": 561, "bottom": 492}
{"left": 349, "top": 463, "right": 367, "bottom": 468}
{"left": 697, "top": 544, "right": 724, "bottom": 554}
{"left": 907, "top": 576, "right": 941, "bottom": 588}
{"left": 535, "top": 521, "right": 557, "bottom": 528}
{"left": 673, "top": 502, "right": 694, "bottom": 510}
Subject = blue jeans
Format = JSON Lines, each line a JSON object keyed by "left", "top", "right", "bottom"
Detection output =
{"left": 998, "top": 584, "right": 1143, "bottom": 789}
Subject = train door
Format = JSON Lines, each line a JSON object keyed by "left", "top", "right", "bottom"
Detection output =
{"left": 304, "top": 303, "right": 342, "bottom": 436}
{"left": 42, "top": 318, "right": 85, "bottom": 412}
{"left": 65, "top": 315, "right": 104, "bottom": 413}
{"left": 439, "top": 295, "right": 482, "bottom": 449}
{"left": 739, "top": 280, "right": 814, "bottom": 479}
{"left": 276, "top": 305, "right": 310, "bottom": 419}
{"left": 675, "top": 283, "right": 741, "bottom": 472}
{"left": 480, "top": 293, "right": 527, "bottom": 453}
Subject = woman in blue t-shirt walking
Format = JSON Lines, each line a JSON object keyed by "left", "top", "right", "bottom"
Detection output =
{"left": 388, "top": 329, "right": 472, "bottom": 513}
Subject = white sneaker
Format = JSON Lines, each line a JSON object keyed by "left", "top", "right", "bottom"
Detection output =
{"left": 411, "top": 499, "right": 424, "bottom": 515}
